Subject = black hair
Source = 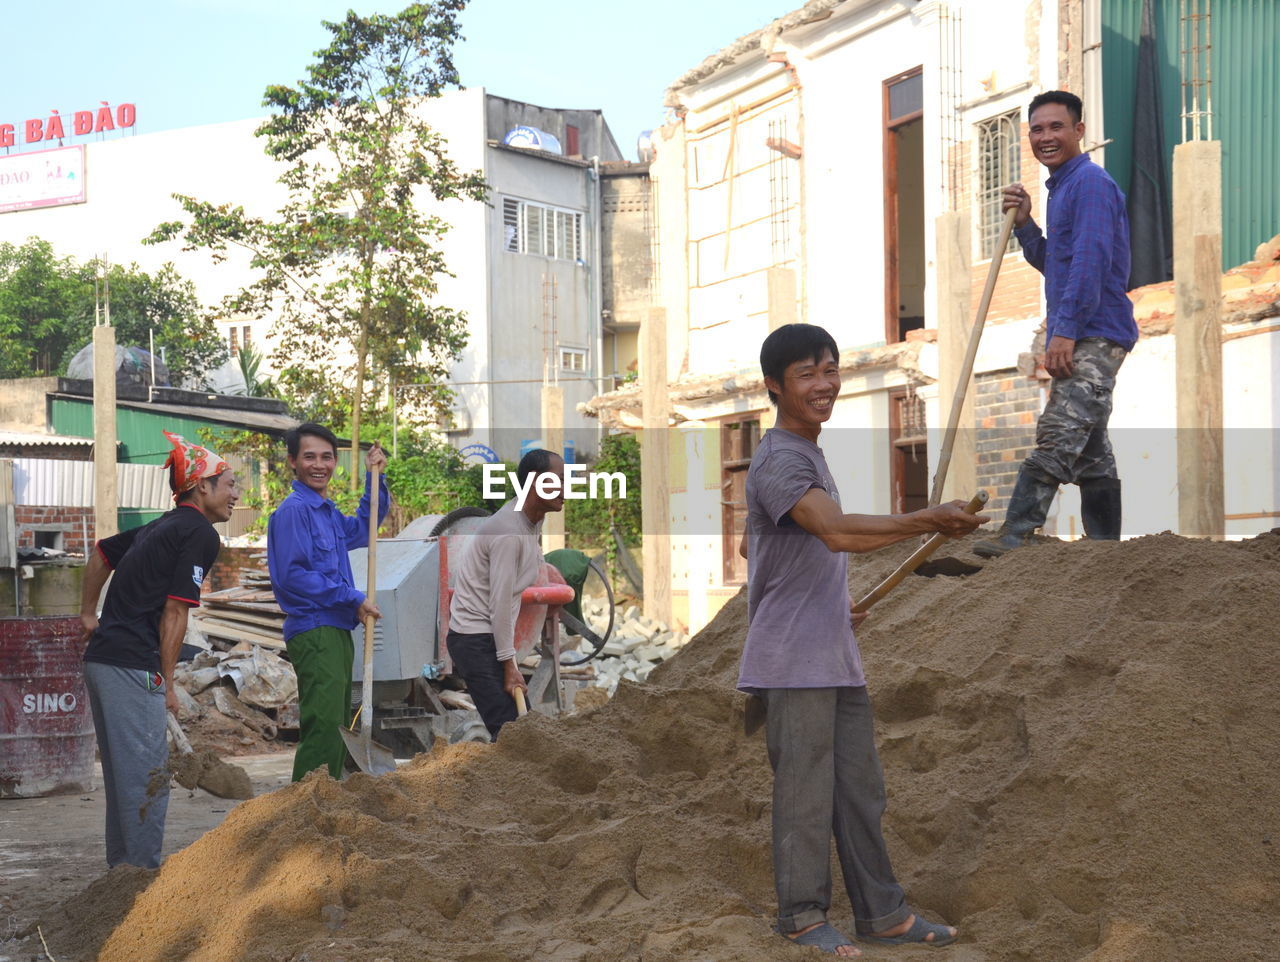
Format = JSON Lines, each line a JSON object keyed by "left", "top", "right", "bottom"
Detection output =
{"left": 172, "top": 466, "right": 222, "bottom": 504}
{"left": 759, "top": 323, "right": 840, "bottom": 405}
{"left": 1028, "top": 90, "right": 1083, "bottom": 124}
{"left": 517, "top": 448, "right": 558, "bottom": 490}
{"left": 285, "top": 422, "right": 339, "bottom": 459}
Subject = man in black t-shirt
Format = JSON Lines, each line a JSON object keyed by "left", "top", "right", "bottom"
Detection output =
{"left": 78, "top": 432, "right": 238, "bottom": 868}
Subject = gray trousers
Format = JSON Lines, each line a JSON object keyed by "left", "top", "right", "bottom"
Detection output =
{"left": 764, "top": 686, "right": 910, "bottom": 935}
{"left": 1025, "top": 337, "right": 1128, "bottom": 486}
{"left": 83, "top": 660, "right": 170, "bottom": 869}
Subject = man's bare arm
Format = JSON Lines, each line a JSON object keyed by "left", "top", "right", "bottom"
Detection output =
{"left": 158, "top": 598, "right": 190, "bottom": 717}
{"left": 788, "top": 488, "right": 988, "bottom": 554}
{"left": 79, "top": 549, "right": 111, "bottom": 641}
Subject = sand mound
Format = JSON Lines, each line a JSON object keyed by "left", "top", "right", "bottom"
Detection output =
{"left": 45, "top": 532, "right": 1280, "bottom": 962}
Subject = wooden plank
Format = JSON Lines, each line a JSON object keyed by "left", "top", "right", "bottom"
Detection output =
{"left": 191, "top": 616, "right": 286, "bottom": 650}
{"left": 1173, "top": 141, "right": 1225, "bottom": 538}
{"left": 198, "top": 609, "right": 286, "bottom": 631}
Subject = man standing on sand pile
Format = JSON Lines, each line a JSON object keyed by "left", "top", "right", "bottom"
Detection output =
{"left": 447, "top": 448, "right": 565, "bottom": 741}
{"left": 268, "top": 423, "right": 389, "bottom": 782}
{"left": 78, "top": 431, "right": 238, "bottom": 868}
{"left": 974, "top": 90, "right": 1139, "bottom": 558}
{"left": 741, "top": 324, "right": 988, "bottom": 955}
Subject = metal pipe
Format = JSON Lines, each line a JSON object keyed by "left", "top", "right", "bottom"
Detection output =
{"left": 591, "top": 155, "right": 604, "bottom": 452}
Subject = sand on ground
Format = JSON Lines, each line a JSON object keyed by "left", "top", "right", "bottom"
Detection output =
{"left": 23, "top": 532, "right": 1280, "bottom": 961}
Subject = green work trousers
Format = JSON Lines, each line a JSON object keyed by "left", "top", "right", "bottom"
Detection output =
{"left": 286, "top": 625, "right": 354, "bottom": 781}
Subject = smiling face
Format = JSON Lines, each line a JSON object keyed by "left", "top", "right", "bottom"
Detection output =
{"left": 767, "top": 348, "right": 840, "bottom": 437}
{"left": 289, "top": 433, "right": 337, "bottom": 496}
{"left": 1028, "top": 101, "right": 1084, "bottom": 171}
{"left": 193, "top": 470, "right": 240, "bottom": 524}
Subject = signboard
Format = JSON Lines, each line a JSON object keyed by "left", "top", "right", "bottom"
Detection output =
{"left": 0, "top": 145, "right": 86, "bottom": 214}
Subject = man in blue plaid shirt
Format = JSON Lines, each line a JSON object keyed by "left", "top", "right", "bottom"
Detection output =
{"left": 975, "top": 90, "right": 1139, "bottom": 558}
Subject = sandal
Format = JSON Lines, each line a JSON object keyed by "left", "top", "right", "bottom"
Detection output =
{"left": 778, "top": 922, "right": 860, "bottom": 955}
{"left": 859, "top": 914, "right": 957, "bottom": 947}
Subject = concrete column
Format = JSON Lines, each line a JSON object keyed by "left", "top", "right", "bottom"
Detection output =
{"left": 640, "top": 306, "right": 672, "bottom": 625}
{"left": 934, "top": 210, "right": 976, "bottom": 503}
{"left": 1172, "top": 140, "right": 1224, "bottom": 537}
{"left": 540, "top": 385, "right": 565, "bottom": 552}
{"left": 92, "top": 325, "right": 118, "bottom": 541}
{"left": 766, "top": 267, "right": 797, "bottom": 332}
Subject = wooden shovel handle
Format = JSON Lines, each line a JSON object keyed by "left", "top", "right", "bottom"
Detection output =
{"left": 929, "top": 207, "right": 1017, "bottom": 507}
{"left": 166, "top": 712, "right": 194, "bottom": 755}
{"left": 514, "top": 687, "right": 528, "bottom": 716}
{"left": 852, "top": 490, "right": 988, "bottom": 614}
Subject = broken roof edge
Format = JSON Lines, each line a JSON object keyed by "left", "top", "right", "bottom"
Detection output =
{"left": 582, "top": 339, "right": 925, "bottom": 419}
{"left": 663, "top": 0, "right": 868, "bottom": 106}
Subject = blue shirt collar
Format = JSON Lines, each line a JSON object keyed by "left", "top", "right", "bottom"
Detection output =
{"left": 290, "top": 478, "right": 333, "bottom": 507}
{"left": 1045, "top": 151, "right": 1091, "bottom": 193}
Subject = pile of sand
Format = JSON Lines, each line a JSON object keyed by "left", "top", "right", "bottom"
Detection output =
{"left": 46, "top": 532, "right": 1280, "bottom": 961}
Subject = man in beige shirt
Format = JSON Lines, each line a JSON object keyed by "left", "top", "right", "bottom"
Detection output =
{"left": 447, "top": 449, "right": 565, "bottom": 738}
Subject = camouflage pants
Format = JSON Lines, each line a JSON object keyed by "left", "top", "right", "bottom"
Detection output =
{"left": 1024, "top": 337, "right": 1128, "bottom": 485}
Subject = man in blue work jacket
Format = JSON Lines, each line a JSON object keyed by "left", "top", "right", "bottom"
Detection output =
{"left": 975, "top": 90, "right": 1139, "bottom": 557}
{"left": 268, "top": 422, "right": 390, "bottom": 780}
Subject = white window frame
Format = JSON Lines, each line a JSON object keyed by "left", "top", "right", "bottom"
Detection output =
{"left": 559, "top": 347, "right": 588, "bottom": 372}
{"left": 502, "top": 197, "right": 584, "bottom": 261}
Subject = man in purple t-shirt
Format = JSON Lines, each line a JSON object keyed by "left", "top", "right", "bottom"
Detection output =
{"left": 741, "top": 324, "right": 988, "bottom": 955}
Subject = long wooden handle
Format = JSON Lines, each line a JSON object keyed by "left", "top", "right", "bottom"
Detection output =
{"left": 853, "top": 490, "right": 988, "bottom": 613}
{"left": 929, "top": 207, "right": 1018, "bottom": 507}
{"left": 359, "top": 458, "right": 380, "bottom": 740}
{"left": 514, "top": 688, "right": 528, "bottom": 716}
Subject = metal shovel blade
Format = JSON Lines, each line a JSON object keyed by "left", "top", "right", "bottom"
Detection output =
{"left": 913, "top": 556, "right": 984, "bottom": 578}
{"left": 340, "top": 726, "right": 397, "bottom": 776}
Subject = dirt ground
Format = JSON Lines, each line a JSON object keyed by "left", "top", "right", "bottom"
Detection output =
{"left": 0, "top": 752, "right": 294, "bottom": 959}
{"left": 9, "top": 531, "right": 1280, "bottom": 962}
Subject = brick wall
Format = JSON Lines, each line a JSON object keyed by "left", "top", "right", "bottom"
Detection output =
{"left": 15, "top": 505, "right": 95, "bottom": 556}
{"left": 207, "top": 545, "right": 266, "bottom": 594}
{"left": 975, "top": 372, "right": 1045, "bottom": 521}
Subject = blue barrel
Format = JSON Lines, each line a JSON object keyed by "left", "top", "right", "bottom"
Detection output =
{"left": 0, "top": 616, "right": 96, "bottom": 797}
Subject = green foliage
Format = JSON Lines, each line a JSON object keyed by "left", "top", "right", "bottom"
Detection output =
{"left": 565, "top": 433, "right": 642, "bottom": 576}
{"left": 146, "top": 2, "right": 487, "bottom": 486}
{"left": 0, "top": 238, "right": 226, "bottom": 384}
{"left": 233, "top": 342, "right": 277, "bottom": 398}
{"left": 197, "top": 427, "right": 290, "bottom": 535}
{"left": 385, "top": 439, "right": 490, "bottom": 517}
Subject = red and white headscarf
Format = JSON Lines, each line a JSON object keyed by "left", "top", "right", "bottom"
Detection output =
{"left": 162, "top": 431, "right": 229, "bottom": 502}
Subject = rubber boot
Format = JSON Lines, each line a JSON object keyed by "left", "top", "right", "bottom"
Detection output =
{"left": 972, "top": 469, "right": 1059, "bottom": 558}
{"left": 1079, "top": 477, "right": 1122, "bottom": 540}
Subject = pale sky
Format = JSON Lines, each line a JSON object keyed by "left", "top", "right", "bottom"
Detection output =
{"left": 1, "top": 0, "right": 798, "bottom": 160}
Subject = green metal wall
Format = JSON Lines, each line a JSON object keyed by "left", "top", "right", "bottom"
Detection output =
{"left": 50, "top": 398, "right": 240, "bottom": 464}
{"left": 1102, "top": 0, "right": 1279, "bottom": 270}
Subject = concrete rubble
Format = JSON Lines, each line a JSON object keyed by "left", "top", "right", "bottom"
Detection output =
{"left": 560, "top": 599, "right": 691, "bottom": 695}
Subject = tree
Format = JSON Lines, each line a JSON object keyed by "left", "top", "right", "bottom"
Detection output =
{"left": 148, "top": 2, "right": 487, "bottom": 489}
{"left": 0, "top": 238, "right": 227, "bottom": 384}
{"left": 0, "top": 238, "right": 82, "bottom": 377}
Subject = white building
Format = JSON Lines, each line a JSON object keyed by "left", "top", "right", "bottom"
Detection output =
{"left": 587, "top": 0, "right": 1280, "bottom": 632}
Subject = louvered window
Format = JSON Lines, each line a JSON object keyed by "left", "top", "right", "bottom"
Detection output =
{"left": 502, "top": 197, "right": 584, "bottom": 261}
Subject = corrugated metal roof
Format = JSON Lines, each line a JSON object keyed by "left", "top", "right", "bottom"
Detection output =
{"left": 0, "top": 431, "right": 94, "bottom": 447}
{"left": 12, "top": 459, "right": 170, "bottom": 509}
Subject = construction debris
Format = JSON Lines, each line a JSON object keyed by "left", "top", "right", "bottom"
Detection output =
{"left": 563, "top": 599, "right": 691, "bottom": 694}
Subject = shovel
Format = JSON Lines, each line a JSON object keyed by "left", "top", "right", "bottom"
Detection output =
{"left": 906, "top": 208, "right": 1016, "bottom": 581}
{"left": 340, "top": 457, "right": 397, "bottom": 776}
{"left": 854, "top": 490, "right": 989, "bottom": 612}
